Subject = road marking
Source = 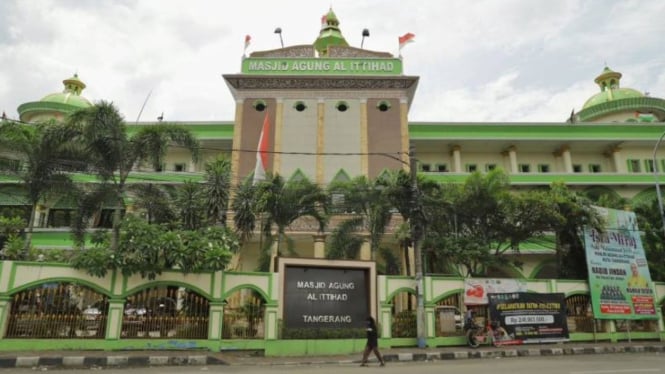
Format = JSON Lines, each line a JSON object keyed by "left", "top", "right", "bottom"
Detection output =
{"left": 571, "top": 370, "right": 660, "bottom": 374}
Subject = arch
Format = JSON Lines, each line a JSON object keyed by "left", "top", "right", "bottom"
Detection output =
{"left": 431, "top": 289, "right": 464, "bottom": 305}
{"left": 222, "top": 284, "right": 270, "bottom": 303}
{"left": 385, "top": 286, "right": 415, "bottom": 303}
{"left": 9, "top": 277, "right": 112, "bottom": 298}
{"left": 123, "top": 280, "right": 211, "bottom": 300}
{"left": 583, "top": 185, "right": 623, "bottom": 203}
{"left": 631, "top": 187, "right": 657, "bottom": 208}
{"left": 486, "top": 263, "right": 524, "bottom": 279}
{"left": 528, "top": 259, "right": 558, "bottom": 279}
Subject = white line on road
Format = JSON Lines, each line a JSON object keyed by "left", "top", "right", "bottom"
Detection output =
{"left": 571, "top": 370, "right": 660, "bottom": 374}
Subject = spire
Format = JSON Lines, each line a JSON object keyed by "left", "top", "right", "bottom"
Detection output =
{"left": 594, "top": 66, "right": 622, "bottom": 93}
{"left": 313, "top": 7, "right": 349, "bottom": 57}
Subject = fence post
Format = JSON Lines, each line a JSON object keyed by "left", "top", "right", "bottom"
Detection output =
{"left": 105, "top": 298, "right": 125, "bottom": 340}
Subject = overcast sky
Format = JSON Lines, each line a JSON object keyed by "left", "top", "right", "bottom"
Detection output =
{"left": 1, "top": 0, "right": 664, "bottom": 123}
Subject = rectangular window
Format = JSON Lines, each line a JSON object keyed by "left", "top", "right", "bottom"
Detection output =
{"left": 466, "top": 164, "right": 477, "bottom": 172}
{"left": 572, "top": 164, "right": 582, "bottom": 173}
{"left": 589, "top": 164, "right": 601, "bottom": 173}
{"left": 538, "top": 164, "right": 550, "bottom": 173}
{"left": 485, "top": 163, "right": 496, "bottom": 172}
{"left": 174, "top": 163, "right": 187, "bottom": 172}
{"left": 627, "top": 159, "right": 641, "bottom": 173}
{"left": 420, "top": 164, "right": 432, "bottom": 172}
{"left": 436, "top": 164, "right": 448, "bottom": 172}
{"left": 519, "top": 164, "right": 530, "bottom": 173}
{"left": 644, "top": 159, "right": 656, "bottom": 173}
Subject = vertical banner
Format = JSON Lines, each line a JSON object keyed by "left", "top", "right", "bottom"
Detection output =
{"left": 488, "top": 292, "right": 569, "bottom": 344}
{"left": 464, "top": 278, "right": 527, "bottom": 305}
{"left": 583, "top": 207, "right": 657, "bottom": 319}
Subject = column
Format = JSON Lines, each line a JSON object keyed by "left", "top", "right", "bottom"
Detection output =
{"left": 359, "top": 236, "right": 371, "bottom": 261}
{"left": 508, "top": 146, "right": 518, "bottom": 173}
{"left": 105, "top": 298, "right": 126, "bottom": 340}
{"left": 207, "top": 301, "right": 225, "bottom": 340}
{"left": 380, "top": 303, "right": 392, "bottom": 340}
{"left": 0, "top": 296, "right": 11, "bottom": 338}
{"left": 264, "top": 303, "right": 279, "bottom": 340}
{"left": 313, "top": 234, "right": 326, "bottom": 258}
{"left": 611, "top": 146, "right": 625, "bottom": 173}
{"left": 273, "top": 99, "right": 284, "bottom": 174}
{"left": 402, "top": 245, "right": 415, "bottom": 276}
{"left": 400, "top": 98, "right": 410, "bottom": 168}
{"left": 316, "top": 98, "right": 326, "bottom": 184}
{"left": 451, "top": 145, "right": 462, "bottom": 173}
{"left": 227, "top": 99, "right": 245, "bottom": 228}
{"left": 360, "top": 98, "right": 369, "bottom": 176}
{"left": 561, "top": 145, "right": 573, "bottom": 173}
{"left": 269, "top": 237, "right": 279, "bottom": 273}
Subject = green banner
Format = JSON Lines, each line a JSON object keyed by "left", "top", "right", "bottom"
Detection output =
{"left": 241, "top": 58, "right": 403, "bottom": 76}
{"left": 583, "top": 207, "right": 657, "bottom": 320}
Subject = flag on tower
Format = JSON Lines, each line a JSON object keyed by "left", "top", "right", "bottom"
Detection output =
{"left": 398, "top": 32, "right": 415, "bottom": 50}
{"left": 244, "top": 35, "right": 251, "bottom": 52}
{"left": 321, "top": 14, "right": 327, "bottom": 28}
{"left": 253, "top": 112, "right": 271, "bottom": 184}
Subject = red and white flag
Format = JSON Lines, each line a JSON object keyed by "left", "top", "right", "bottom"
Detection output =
{"left": 253, "top": 112, "right": 271, "bottom": 184}
{"left": 321, "top": 14, "right": 327, "bottom": 28}
{"left": 244, "top": 34, "right": 251, "bottom": 51}
{"left": 398, "top": 32, "right": 415, "bottom": 50}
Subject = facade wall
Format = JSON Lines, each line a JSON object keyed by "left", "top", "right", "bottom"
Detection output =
{"left": 279, "top": 99, "right": 318, "bottom": 180}
{"left": 323, "top": 99, "right": 362, "bottom": 181}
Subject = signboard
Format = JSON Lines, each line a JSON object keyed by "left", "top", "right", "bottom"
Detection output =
{"left": 282, "top": 265, "right": 369, "bottom": 329}
{"left": 241, "top": 57, "right": 403, "bottom": 76}
{"left": 583, "top": 207, "right": 657, "bottom": 320}
{"left": 464, "top": 278, "right": 527, "bottom": 305}
{"left": 488, "top": 292, "right": 569, "bottom": 344}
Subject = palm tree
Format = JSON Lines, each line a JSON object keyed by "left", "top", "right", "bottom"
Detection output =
{"left": 329, "top": 175, "right": 392, "bottom": 261}
{"left": 233, "top": 173, "right": 327, "bottom": 271}
{"left": 0, "top": 120, "right": 78, "bottom": 254}
{"left": 62, "top": 101, "right": 200, "bottom": 250}
{"left": 203, "top": 156, "right": 232, "bottom": 226}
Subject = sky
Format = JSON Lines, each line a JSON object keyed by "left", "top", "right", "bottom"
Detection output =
{"left": 1, "top": 0, "right": 664, "bottom": 124}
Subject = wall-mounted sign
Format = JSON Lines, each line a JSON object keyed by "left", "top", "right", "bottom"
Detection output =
{"left": 242, "top": 58, "right": 403, "bottom": 76}
{"left": 283, "top": 265, "right": 369, "bottom": 329}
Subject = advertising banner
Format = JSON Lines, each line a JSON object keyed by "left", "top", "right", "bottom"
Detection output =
{"left": 583, "top": 207, "right": 657, "bottom": 320}
{"left": 464, "top": 278, "right": 527, "bottom": 305}
{"left": 488, "top": 292, "right": 569, "bottom": 344}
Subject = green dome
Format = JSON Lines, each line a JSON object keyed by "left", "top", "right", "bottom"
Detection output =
{"left": 582, "top": 87, "right": 644, "bottom": 109}
{"left": 18, "top": 73, "right": 92, "bottom": 123}
{"left": 39, "top": 74, "right": 91, "bottom": 108}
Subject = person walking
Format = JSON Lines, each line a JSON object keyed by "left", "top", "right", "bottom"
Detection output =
{"left": 360, "top": 316, "right": 385, "bottom": 367}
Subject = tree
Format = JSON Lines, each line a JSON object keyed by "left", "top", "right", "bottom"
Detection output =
{"left": 548, "top": 182, "right": 602, "bottom": 279}
{"left": 233, "top": 173, "right": 327, "bottom": 271}
{"left": 423, "top": 170, "right": 562, "bottom": 277}
{"left": 203, "top": 156, "right": 232, "bottom": 226}
{"left": 62, "top": 101, "right": 200, "bottom": 251}
{"left": 634, "top": 199, "right": 665, "bottom": 282}
{"left": 71, "top": 215, "right": 238, "bottom": 279}
{"left": 128, "top": 184, "right": 177, "bottom": 225}
{"left": 0, "top": 120, "right": 78, "bottom": 254}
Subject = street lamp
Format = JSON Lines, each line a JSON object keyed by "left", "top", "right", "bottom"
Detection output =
{"left": 652, "top": 131, "right": 665, "bottom": 236}
{"left": 274, "top": 27, "right": 284, "bottom": 48}
{"left": 361, "top": 28, "right": 370, "bottom": 49}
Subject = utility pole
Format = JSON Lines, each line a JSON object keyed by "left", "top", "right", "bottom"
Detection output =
{"left": 409, "top": 145, "right": 427, "bottom": 348}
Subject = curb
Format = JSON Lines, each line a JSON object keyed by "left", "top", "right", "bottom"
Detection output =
{"left": 0, "top": 344, "right": 663, "bottom": 369}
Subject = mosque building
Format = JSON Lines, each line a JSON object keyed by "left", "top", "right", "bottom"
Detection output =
{"left": 2, "top": 8, "right": 665, "bottom": 277}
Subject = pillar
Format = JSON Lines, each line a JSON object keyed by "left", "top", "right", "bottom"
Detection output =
{"left": 360, "top": 98, "right": 369, "bottom": 176}
{"left": 313, "top": 234, "right": 326, "bottom": 258}
{"left": 273, "top": 99, "right": 284, "bottom": 174}
{"left": 105, "top": 298, "right": 126, "bottom": 340}
{"left": 207, "top": 302, "right": 225, "bottom": 340}
{"left": 0, "top": 296, "right": 11, "bottom": 338}
{"left": 611, "top": 146, "right": 625, "bottom": 173}
{"left": 359, "top": 236, "right": 371, "bottom": 261}
{"left": 316, "top": 98, "right": 326, "bottom": 184}
{"left": 264, "top": 303, "right": 279, "bottom": 340}
{"left": 561, "top": 145, "right": 573, "bottom": 173}
{"left": 508, "top": 146, "right": 518, "bottom": 173}
{"left": 451, "top": 145, "right": 462, "bottom": 173}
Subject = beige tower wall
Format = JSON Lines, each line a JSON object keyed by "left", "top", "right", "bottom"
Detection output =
{"left": 279, "top": 99, "right": 318, "bottom": 180}
{"left": 367, "top": 98, "right": 404, "bottom": 177}
{"left": 237, "top": 99, "right": 277, "bottom": 180}
{"left": 323, "top": 99, "right": 362, "bottom": 181}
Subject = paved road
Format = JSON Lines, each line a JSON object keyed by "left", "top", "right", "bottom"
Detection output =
{"left": 3, "top": 353, "right": 665, "bottom": 373}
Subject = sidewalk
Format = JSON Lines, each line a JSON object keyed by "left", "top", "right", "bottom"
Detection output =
{"left": 0, "top": 341, "right": 663, "bottom": 369}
